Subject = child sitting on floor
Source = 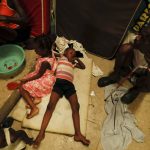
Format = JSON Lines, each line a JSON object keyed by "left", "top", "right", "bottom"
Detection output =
{"left": 33, "top": 45, "right": 90, "bottom": 147}
{"left": 19, "top": 35, "right": 57, "bottom": 119}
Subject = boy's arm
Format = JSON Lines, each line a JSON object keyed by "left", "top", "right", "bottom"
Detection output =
{"left": 0, "top": 0, "right": 27, "bottom": 25}
{"left": 21, "top": 61, "right": 51, "bottom": 83}
{"left": 73, "top": 57, "right": 85, "bottom": 69}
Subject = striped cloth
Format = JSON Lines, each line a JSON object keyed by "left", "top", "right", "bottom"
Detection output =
{"left": 56, "top": 56, "right": 74, "bottom": 82}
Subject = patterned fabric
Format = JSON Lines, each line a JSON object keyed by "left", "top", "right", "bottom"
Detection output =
{"left": 0, "top": 0, "right": 19, "bottom": 29}
{"left": 56, "top": 56, "right": 74, "bottom": 82}
{"left": 22, "top": 57, "right": 57, "bottom": 98}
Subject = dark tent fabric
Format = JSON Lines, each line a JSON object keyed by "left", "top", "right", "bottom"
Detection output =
{"left": 56, "top": 0, "right": 141, "bottom": 59}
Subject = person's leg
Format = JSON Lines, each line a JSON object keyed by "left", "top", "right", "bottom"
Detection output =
{"left": 33, "top": 91, "right": 60, "bottom": 148}
{"left": 25, "top": 98, "right": 42, "bottom": 109}
{"left": 19, "top": 86, "right": 39, "bottom": 119}
{"left": 33, "top": 98, "right": 42, "bottom": 105}
{"left": 68, "top": 93, "right": 90, "bottom": 146}
{"left": 98, "top": 43, "right": 134, "bottom": 87}
{"left": 113, "top": 43, "right": 133, "bottom": 75}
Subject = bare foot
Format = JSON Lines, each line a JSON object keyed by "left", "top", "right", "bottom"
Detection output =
{"left": 74, "top": 134, "right": 90, "bottom": 146}
{"left": 26, "top": 107, "right": 39, "bottom": 119}
{"left": 33, "top": 134, "right": 45, "bottom": 148}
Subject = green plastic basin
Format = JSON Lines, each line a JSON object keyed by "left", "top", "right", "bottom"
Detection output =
{"left": 0, "top": 44, "right": 25, "bottom": 78}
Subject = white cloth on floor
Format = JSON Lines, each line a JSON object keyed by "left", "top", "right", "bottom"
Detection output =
{"left": 92, "top": 62, "right": 103, "bottom": 77}
{"left": 55, "top": 36, "right": 87, "bottom": 58}
{"left": 101, "top": 85, "right": 144, "bottom": 150}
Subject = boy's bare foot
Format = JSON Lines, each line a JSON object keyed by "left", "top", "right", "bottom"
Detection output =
{"left": 74, "top": 134, "right": 90, "bottom": 146}
{"left": 33, "top": 134, "right": 45, "bottom": 148}
{"left": 27, "top": 107, "right": 39, "bottom": 119}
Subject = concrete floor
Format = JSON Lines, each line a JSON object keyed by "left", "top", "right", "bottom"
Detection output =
{"left": 0, "top": 51, "right": 150, "bottom": 150}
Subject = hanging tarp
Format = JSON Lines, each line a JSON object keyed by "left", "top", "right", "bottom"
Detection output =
{"left": 56, "top": 0, "right": 141, "bottom": 59}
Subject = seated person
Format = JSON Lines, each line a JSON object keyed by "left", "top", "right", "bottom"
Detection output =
{"left": 0, "top": 0, "right": 30, "bottom": 45}
{"left": 98, "top": 26, "right": 150, "bottom": 104}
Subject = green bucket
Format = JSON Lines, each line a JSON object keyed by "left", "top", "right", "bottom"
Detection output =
{"left": 0, "top": 44, "right": 25, "bottom": 78}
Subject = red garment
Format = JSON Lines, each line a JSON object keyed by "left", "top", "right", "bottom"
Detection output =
{"left": 19, "top": 0, "right": 50, "bottom": 37}
{"left": 22, "top": 57, "right": 57, "bottom": 98}
{"left": 0, "top": 0, "right": 18, "bottom": 29}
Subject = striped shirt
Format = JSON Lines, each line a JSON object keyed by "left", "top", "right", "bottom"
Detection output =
{"left": 56, "top": 56, "right": 74, "bottom": 82}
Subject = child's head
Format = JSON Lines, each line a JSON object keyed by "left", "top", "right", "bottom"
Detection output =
{"left": 64, "top": 47, "right": 76, "bottom": 62}
{"left": 34, "top": 34, "right": 56, "bottom": 57}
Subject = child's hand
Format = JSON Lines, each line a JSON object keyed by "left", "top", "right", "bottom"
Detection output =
{"left": 72, "top": 57, "right": 78, "bottom": 64}
{"left": 73, "top": 57, "right": 85, "bottom": 69}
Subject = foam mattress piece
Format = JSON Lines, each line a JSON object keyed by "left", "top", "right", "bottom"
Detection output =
{"left": 11, "top": 57, "right": 92, "bottom": 135}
